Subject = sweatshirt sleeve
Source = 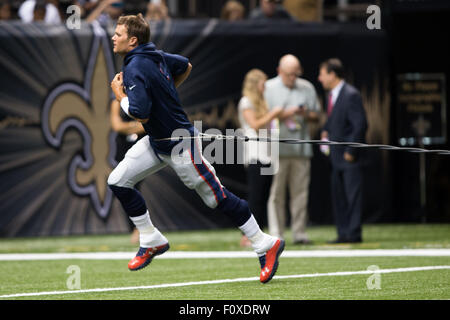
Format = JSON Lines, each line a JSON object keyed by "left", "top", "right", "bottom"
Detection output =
{"left": 125, "top": 68, "right": 152, "bottom": 120}
{"left": 162, "top": 52, "right": 189, "bottom": 76}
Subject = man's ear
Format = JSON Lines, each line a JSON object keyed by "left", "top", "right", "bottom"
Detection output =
{"left": 129, "top": 36, "right": 138, "bottom": 47}
{"left": 330, "top": 71, "right": 338, "bottom": 81}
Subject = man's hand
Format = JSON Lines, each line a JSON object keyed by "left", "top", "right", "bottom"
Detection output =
{"left": 111, "top": 72, "right": 126, "bottom": 101}
{"left": 278, "top": 106, "right": 299, "bottom": 120}
{"left": 320, "top": 130, "right": 330, "bottom": 156}
{"left": 344, "top": 152, "right": 355, "bottom": 162}
{"left": 111, "top": 72, "right": 148, "bottom": 124}
{"left": 297, "top": 106, "right": 319, "bottom": 122}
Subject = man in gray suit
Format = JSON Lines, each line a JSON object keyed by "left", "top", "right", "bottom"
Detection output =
{"left": 318, "top": 58, "right": 367, "bottom": 243}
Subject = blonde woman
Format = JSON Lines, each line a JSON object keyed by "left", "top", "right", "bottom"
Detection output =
{"left": 238, "top": 69, "right": 282, "bottom": 246}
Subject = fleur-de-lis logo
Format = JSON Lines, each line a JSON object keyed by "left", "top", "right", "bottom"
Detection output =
{"left": 41, "top": 29, "right": 117, "bottom": 219}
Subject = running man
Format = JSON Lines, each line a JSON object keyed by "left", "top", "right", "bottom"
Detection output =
{"left": 108, "top": 14, "right": 284, "bottom": 283}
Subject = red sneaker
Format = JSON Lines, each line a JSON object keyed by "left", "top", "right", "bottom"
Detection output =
{"left": 259, "top": 239, "right": 285, "bottom": 283}
{"left": 128, "top": 243, "right": 170, "bottom": 271}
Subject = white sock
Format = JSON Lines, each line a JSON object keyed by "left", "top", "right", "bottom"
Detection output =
{"left": 239, "top": 215, "right": 276, "bottom": 256}
{"left": 129, "top": 211, "right": 168, "bottom": 248}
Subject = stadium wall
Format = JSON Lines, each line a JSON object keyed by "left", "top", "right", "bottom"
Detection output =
{"left": 0, "top": 19, "right": 392, "bottom": 236}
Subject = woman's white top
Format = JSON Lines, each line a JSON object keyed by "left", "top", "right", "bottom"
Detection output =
{"left": 237, "top": 96, "right": 273, "bottom": 166}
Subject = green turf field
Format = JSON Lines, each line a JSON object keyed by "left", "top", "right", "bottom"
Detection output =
{"left": 0, "top": 224, "right": 449, "bottom": 300}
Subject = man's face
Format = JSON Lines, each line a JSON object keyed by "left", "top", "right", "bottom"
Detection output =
{"left": 228, "top": 8, "right": 244, "bottom": 21}
{"left": 112, "top": 24, "right": 134, "bottom": 55}
{"left": 318, "top": 67, "right": 336, "bottom": 90}
{"left": 278, "top": 63, "right": 300, "bottom": 89}
{"left": 261, "top": 0, "right": 276, "bottom": 17}
{"left": 0, "top": 3, "right": 11, "bottom": 20}
{"left": 33, "top": 8, "right": 46, "bottom": 21}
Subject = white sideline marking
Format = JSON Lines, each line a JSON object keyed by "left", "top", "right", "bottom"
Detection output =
{"left": 0, "top": 266, "right": 449, "bottom": 299}
{"left": 0, "top": 249, "right": 450, "bottom": 260}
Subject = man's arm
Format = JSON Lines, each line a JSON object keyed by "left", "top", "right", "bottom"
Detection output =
{"left": 86, "top": 0, "right": 121, "bottom": 22}
{"left": 297, "top": 107, "right": 320, "bottom": 122}
{"left": 299, "top": 88, "right": 322, "bottom": 122}
{"left": 277, "top": 106, "right": 300, "bottom": 121}
{"left": 173, "top": 63, "right": 192, "bottom": 88}
{"left": 110, "top": 100, "right": 145, "bottom": 135}
{"left": 111, "top": 72, "right": 149, "bottom": 123}
{"left": 344, "top": 92, "right": 367, "bottom": 162}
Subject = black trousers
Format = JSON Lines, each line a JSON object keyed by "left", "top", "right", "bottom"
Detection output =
{"left": 331, "top": 165, "right": 363, "bottom": 241}
{"left": 247, "top": 162, "right": 273, "bottom": 229}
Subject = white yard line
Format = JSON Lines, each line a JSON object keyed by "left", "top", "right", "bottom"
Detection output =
{"left": 0, "top": 265, "right": 449, "bottom": 299}
{"left": 0, "top": 249, "right": 449, "bottom": 261}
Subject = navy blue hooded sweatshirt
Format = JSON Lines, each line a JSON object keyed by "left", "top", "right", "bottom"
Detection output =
{"left": 122, "top": 42, "right": 194, "bottom": 155}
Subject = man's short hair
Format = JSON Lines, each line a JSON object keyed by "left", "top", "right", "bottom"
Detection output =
{"left": 34, "top": 0, "right": 47, "bottom": 11}
{"left": 320, "top": 58, "right": 345, "bottom": 79}
{"left": 117, "top": 13, "right": 150, "bottom": 45}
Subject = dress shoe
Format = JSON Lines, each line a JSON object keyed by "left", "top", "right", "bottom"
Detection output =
{"left": 347, "top": 237, "right": 362, "bottom": 243}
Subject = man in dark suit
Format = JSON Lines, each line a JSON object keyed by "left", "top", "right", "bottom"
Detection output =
{"left": 318, "top": 58, "right": 367, "bottom": 243}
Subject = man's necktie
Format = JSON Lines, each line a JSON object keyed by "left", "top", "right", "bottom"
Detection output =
{"left": 327, "top": 93, "right": 333, "bottom": 116}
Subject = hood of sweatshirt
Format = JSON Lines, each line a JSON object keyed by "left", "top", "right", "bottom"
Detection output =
{"left": 123, "top": 42, "right": 163, "bottom": 66}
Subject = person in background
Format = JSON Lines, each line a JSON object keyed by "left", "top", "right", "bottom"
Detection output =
{"left": 220, "top": 0, "right": 245, "bottom": 21}
{"left": 0, "top": 0, "right": 12, "bottom": 20}
{"left": 33, "top": 0, "right": 46, "bottom": 20}
{"left": 318, "top": 58, "right": 367, "bottom": 244}
{"left": 18, "top": 0, "right": 61, "bottom": 23}
{"left": 110, "top": 100, "right": 146, "bottom": 160}
{"left": 76, "top": 0, "right": 98, "bottom": 18}
{"left": 238, "top": 69, "right": 283, "bottom": 246}
{"left": 264, "top": 54, "right": 320, "bottom": 245}
{"left": 110, "top": 99, "right": 146, "bottom": 244}
{"left": 86, "top": 0, "right": 123, "bottom": 24}
{"left": 145, "top": 0, "right": 170, "bottom": 22}
{"left": 248, "top": 0, "right": 294, "bottom": 21}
